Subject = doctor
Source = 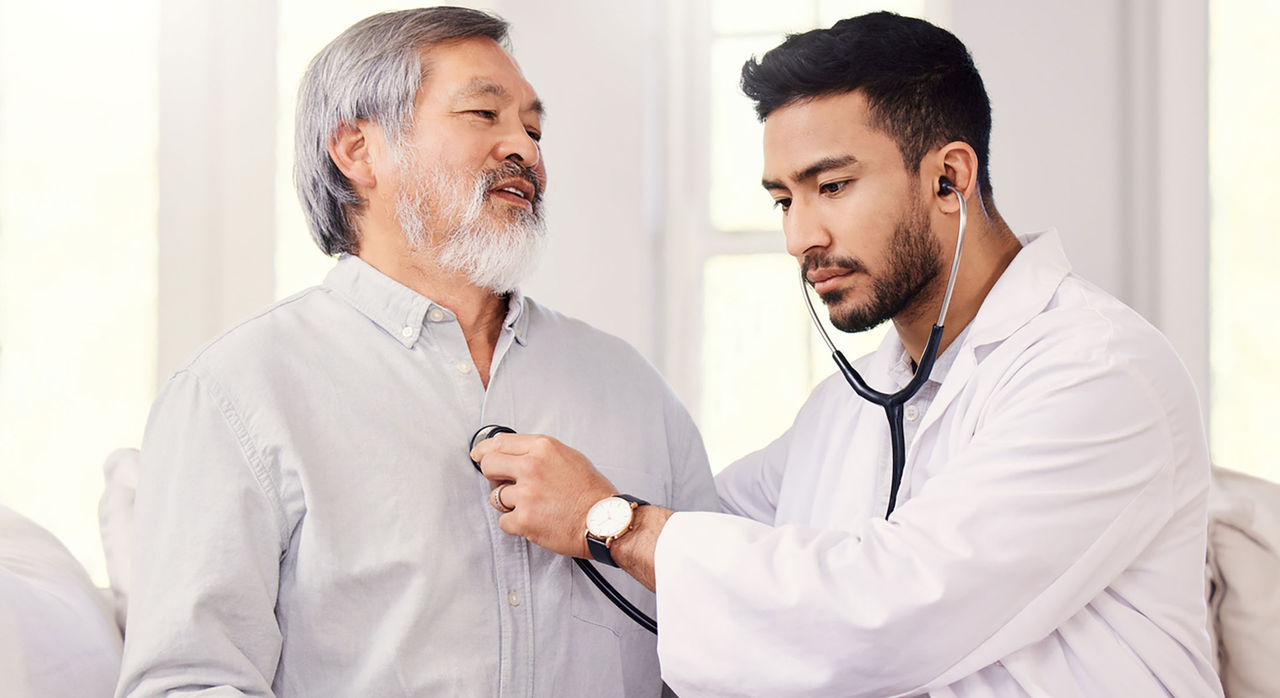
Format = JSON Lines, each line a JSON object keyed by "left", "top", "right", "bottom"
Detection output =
{"left": 472, "top": 12, "right": 1223, "bottom": 697}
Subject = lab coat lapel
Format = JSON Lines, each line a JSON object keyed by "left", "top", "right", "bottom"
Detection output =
{"left": 906, "top": 230, "right": 1073, "bottom": 469}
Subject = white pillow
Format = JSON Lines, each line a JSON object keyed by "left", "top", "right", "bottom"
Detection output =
{"left": 1206, "top": 466, "right": 1280, "bottom": 698}
{"left": 0, "top": 503, "right": 122, "bottom": 698}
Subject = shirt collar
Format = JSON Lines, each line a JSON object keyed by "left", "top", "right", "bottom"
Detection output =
{"left": 882, "top": 323, "right": 974, "bottom": 390}
{"left": 323, "top": 254, "right": 530, "bottom": 349}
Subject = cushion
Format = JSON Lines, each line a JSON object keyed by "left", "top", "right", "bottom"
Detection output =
{"left": 0, "top": 503, "right": 122, "bottom": 697}
{"left": 1205, "top": 465, "right": 1280, "bottom": 698}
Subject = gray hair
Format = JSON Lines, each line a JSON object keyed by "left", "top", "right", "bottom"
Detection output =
{"left": 294, "top": 7, "right": 511, "bottom": 256}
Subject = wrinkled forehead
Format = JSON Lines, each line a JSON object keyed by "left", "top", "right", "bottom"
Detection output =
{"left": 416, "top": 37, "right": 544, "bottom": 116}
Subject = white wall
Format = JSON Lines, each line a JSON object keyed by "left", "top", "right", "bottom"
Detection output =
{"left": 950, "top": 0, "right": 1208, "bottom": 410}
{"left": 495, "top": 0, "right": 665, "bottom": 360}
{"left": 158, "top": 0, "right": 278, "bottom": 386}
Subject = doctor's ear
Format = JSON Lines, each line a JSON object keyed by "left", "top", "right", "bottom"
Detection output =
{"left": 929, "top": 142, "right": 979, "bottom": 209}
{"left": 328, "top": 120, "right": 379, "bottom": 191}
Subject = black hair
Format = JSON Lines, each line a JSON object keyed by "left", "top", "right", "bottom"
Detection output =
{"left": 741, "top": 12, "right": 993, "bottom": 198}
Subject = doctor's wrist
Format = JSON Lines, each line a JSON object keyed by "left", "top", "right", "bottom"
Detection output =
{"left": 609, "top": 504, "right": 672, "bottom": 592}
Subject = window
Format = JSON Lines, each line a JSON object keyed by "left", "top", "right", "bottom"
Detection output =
{"left": 687, "top": 0, "right": 939, "bottom": 470}
{"left": 0, "top": 0, "right": 159, "bottom": 583}
{"left": 1209, "top": 0, "right": 1280, "bottom": 481}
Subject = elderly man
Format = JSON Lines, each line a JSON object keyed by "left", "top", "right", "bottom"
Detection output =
{"left": 116, "top": 8, "right": 715, "bottom": 697}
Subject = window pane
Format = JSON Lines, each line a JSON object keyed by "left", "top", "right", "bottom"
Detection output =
{"left": 1209, "top": 0, "right": 1280, "bottom": 481}
{"left": 709, "top": 34, "right": 786, "bottom": 232}
{"left": 700, "top": 254, "right": 888, "bottom": 470}
{"left": 0, "top": 0, "right": 159, "bottom": 583}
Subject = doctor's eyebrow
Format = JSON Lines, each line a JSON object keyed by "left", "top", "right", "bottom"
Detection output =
{"left": 453, "top": 78, "right": 546, "bottom": 117}
{"left": 762, "top": 155, "right": 859, "bottom": 191}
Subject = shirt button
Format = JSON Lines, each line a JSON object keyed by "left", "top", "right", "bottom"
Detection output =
{"left": 507, "top": 590, "right": 521, "bottom": 607}
{"left": 457, "top": 361, "right": 472, "bottom": 374}
{"left": 904, "top": 404, "right": 921, "bottom": 422}
{"left": 401, "top": 326, "right": 415, "bottom": 339}
{"left": 427, "top": 308, "right": 445, "bottom": 322}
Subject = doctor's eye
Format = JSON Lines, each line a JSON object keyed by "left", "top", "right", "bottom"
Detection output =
{"left": 773, "top": 198, "right": 792, "bottom": 212}
{"left": 468, "top": 110, "right": 498, "bottom": 120}
{"left": 819, "top": 180, "right": 848, "bottom": 196}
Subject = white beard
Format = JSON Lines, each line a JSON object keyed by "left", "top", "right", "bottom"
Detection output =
{"left": 394, "top": 154, "right": 547, "bottom": 294}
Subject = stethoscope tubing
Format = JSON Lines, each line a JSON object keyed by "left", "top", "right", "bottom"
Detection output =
{"left": 802, "top": 185, "right": 967, "bottom": 517}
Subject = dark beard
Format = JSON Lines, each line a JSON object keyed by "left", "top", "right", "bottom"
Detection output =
{"left": 804, "top": 198, "right": 943, "bottom": 334}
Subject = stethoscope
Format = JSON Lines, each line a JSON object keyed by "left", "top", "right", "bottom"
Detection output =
{"left": 465, "top": 178, "right": 965, "bottom": 633}
{"left": 469, "top": 425, "right": 659, "bottom": 634}
{"left": 801, "top": 177, "right": 966, "bottom": 518}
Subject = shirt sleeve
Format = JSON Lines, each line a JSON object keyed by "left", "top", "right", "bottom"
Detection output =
{"left": 654, "top": 347, "right": 1183, "bottom": 698}
{"left": 116, "top": 371, "right": 285, "bottom": 698}
{"left": 664, "top": 391, "right": 721, "bottom": 514}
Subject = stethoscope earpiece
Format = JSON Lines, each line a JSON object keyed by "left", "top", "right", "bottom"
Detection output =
{"left": 938, "top": 176, "right": 955, "bottom": 196}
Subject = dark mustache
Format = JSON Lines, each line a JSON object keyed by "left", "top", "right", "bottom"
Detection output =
{"left": 801, "top": 252, "right": 865, "bottom": 281}
{"left": 482, "top": 160, "right": 545, "bottom": 203}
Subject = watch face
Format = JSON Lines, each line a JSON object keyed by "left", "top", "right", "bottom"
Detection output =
{"left": 586, "top": 496, "right": 632, "bottom": 538}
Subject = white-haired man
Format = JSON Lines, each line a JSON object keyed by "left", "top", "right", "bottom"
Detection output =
{"left": 116, "top": 8, "right": 716, "bottom": 697}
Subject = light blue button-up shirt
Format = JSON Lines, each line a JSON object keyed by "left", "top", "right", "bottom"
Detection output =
{"left": 117, "top": 255, "right": 717, "bottom": 697}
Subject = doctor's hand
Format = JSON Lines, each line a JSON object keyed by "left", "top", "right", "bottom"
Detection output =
{"left": 471, "top": 433, "right": 618, "bottom": 559}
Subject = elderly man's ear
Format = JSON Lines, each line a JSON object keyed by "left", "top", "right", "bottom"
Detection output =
{"left": 328, "top": 120, "right": 380, "bottom": 191}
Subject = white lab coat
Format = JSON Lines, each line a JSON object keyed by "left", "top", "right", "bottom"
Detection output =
{"left": 655, "top": 231, "right": 1223, "bottom": 697}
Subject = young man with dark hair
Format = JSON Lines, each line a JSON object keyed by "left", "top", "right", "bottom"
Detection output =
{"left": 474, "top": 13, "right": 1222, "bottom": 697}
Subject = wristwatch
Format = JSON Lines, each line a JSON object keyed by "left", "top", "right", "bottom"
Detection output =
{"left": 584, "top": 494, "right": 649, "bottom": 567}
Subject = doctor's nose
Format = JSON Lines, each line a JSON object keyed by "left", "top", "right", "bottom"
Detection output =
{"left": 784, "top": 204, "right": 831, "bottom": 258}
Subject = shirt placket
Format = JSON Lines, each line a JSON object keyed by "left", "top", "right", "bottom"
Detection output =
{"left": 425, "top": 308, "right": 534, "bottom": 698}
{"left": 487, "top": 327, "right": 534, "bottom": 698}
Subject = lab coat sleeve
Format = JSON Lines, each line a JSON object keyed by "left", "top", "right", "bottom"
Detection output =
{"left": 712, "top": 426, "right": 794, "bottom": 523}
{"left": 654, "top": 345, "right": 1181, "bottom": 697}
{"left": 116, "top": 371, "right": 284, "bottom": 698}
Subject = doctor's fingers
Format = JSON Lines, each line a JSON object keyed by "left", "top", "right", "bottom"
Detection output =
{"left": 476, "top": 450, "right": 532, "bottom": 484}
{"left": 493, "top": 483, "right": 593, "bottom": 558}
{"left": 470, "top": 431, "right": 564, "bottom": 463}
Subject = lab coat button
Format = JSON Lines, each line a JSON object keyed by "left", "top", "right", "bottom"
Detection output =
{"left": 428, "top": 308, "right": 445, "bottom": 322}
{"left": 401, "top": 326, "right": 415, "bottom": 339}
{"left": 457, "top": 361, "right": 472, "bottom": 374}
{"left": 904, "top": 404, "right": 920, "bottom": 421}
{"left": 507, "top": 590, "right": 521, "bottom": 606}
